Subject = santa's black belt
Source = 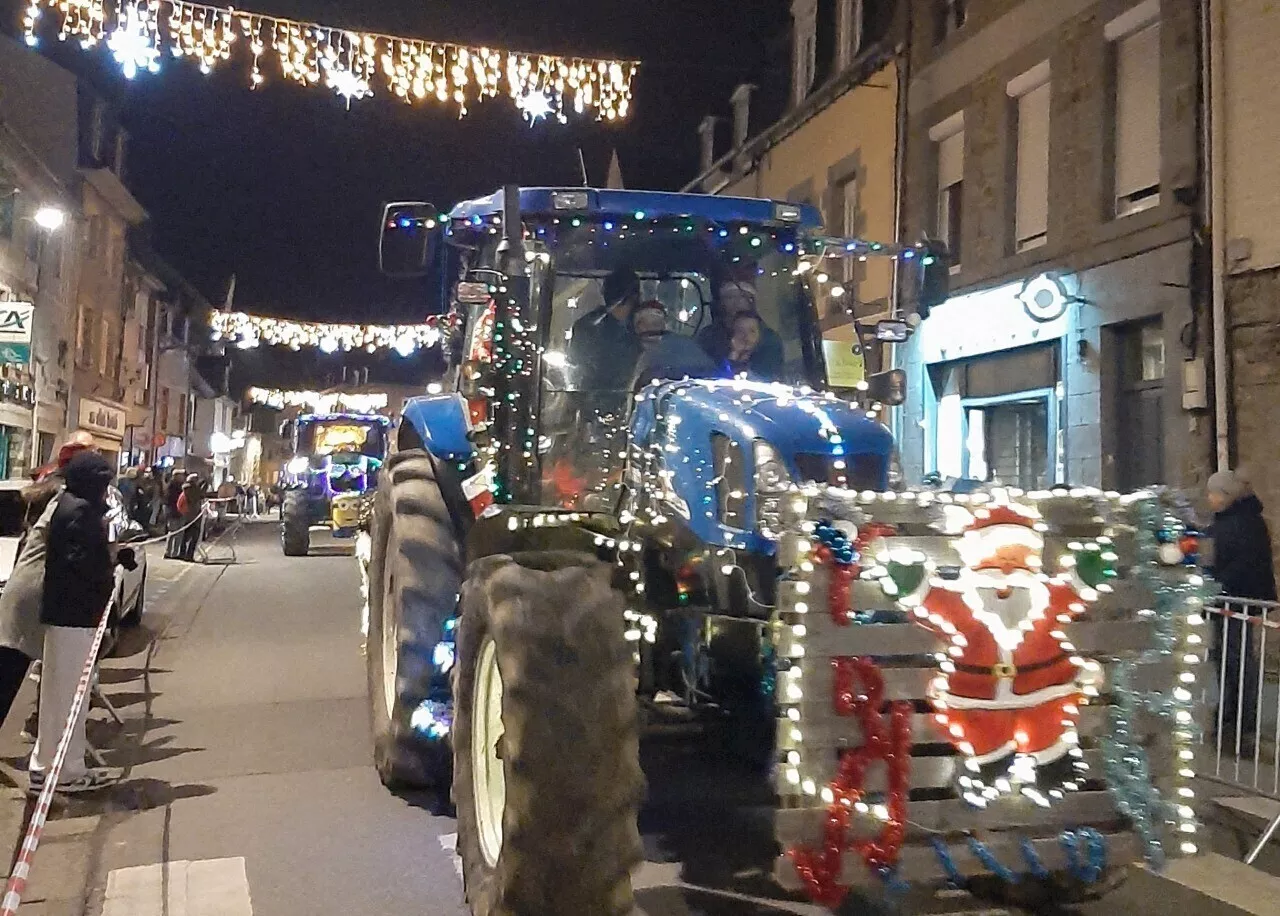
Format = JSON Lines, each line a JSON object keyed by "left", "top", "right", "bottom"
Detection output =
{"left": 951, "top": 654, "right": 1070, "bottom": 678}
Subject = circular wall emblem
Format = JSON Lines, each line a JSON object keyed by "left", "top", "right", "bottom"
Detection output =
{"left": 1017, "top": 274, "right": 1071, "bottom": 323}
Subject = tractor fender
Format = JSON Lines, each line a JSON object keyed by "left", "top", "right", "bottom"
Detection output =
{"left": 397, "top": 393, "right": 476, "bottom": 460}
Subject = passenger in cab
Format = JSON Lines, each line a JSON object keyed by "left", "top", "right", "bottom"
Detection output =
{"left": 630, "top": 300, "right": 718, "bottom": 385}
{"left": 696, "top": 272, "right": 784, "bottom": 380}
{"left": 724, "top": 310, "right": 765, "bottom": 379}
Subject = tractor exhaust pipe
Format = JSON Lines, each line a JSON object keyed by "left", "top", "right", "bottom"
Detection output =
{"left": 496, "top": 184, "right": 527, "bottom": 278}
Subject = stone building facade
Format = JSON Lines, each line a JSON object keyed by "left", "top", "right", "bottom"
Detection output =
{"left": 897, "top": 0, "right": 1212, "bottom": 494}
{"left": 1217, "top": 0, "right": 1280, "bottom": 552}
{"left": 684, "top": 0, "right": 904, "bottom": 393}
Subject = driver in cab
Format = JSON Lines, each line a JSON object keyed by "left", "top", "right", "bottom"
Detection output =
{"left": 566, "top": 267, "right": 642, "bottom": 392}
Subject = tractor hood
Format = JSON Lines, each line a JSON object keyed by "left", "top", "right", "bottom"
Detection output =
{"left": 629, "top": 378, "right": 894, "bottom": 554}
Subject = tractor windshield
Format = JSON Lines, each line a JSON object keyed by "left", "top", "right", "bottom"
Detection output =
{"left": 534, "top": 218, "right": 816, "bottom": 511}
{"left": 298, "top": 419, "right": 387, "bottom": 461}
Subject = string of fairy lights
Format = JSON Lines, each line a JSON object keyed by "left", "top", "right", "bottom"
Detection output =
{"left": 22, "top": 0, "right": 637, "bottom": 120}
{"left": 209, "top": 310, "right": 447, "bottom": 355}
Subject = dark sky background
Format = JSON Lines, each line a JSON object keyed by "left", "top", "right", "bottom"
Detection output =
{"left": 8, "top": 0, "right": 793, "bottom": 387}
{"left": 12, "top": 1, "right": 791, "bottom": 311}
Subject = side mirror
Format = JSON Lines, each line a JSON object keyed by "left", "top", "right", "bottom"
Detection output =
{"left": 873, "top": 319, "right": 911, "bottom": 343}
{"left": 459, "top": 359, "right": 489, "bottom": 401}
{"left": 279, "top": 419, "right": 295, "bottom": 442}
{"left": 379, "top": 202, "right": 440, "bottom": 277}
{"left": 866, "top": 368, "right": 907, "bottom": 407}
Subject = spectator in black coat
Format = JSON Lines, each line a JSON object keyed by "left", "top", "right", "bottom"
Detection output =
{"left": 1207, "top": 468, "right": 1277, "bottom": 752}
{"left": 28, "top": 450, "right": 119, "bottom": 794}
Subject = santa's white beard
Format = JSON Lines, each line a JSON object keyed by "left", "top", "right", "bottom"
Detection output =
{"left": 962, "top": 568, "right": 1051, "bottom": 637}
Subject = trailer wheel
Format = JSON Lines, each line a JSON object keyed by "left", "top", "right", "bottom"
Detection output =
{"left": 454, "top": 552, "right": 644, "bottom": 916}
{"left": 367, "top": 450, "right": 463, "bottom": 789}
{"left": 281, "top": 490, "right": 311, "bottom": 556}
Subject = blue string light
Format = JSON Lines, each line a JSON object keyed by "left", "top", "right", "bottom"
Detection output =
{"left": 966, "top": 837, "right": 1018, "bottom": 884}
{"left": 930, "top": 837, "right": 964, "bottom": 888}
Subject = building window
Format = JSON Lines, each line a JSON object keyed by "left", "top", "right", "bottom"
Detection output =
{"left": 840, "top": 176, "right": 859, "bottom": 284}
{"left": 76, "top": 308, "right": 94, "bottom": 367}
{"left": 931, "top": 114, "right": 965, "bottom": 271}
{"left": 933, "top": 0, "right": 967, "bottom": 45}
{"left": 159, "top": 386, "right": 170, "bottom": 433}
{"left": 933, "top": 345, "right": 1058, "bottom": 490}
{"left": 1109, "top": 6, "right": 1161, "bottom": 217}
{"left": 792, "top": 0, "right": 819, "bottom": 105}
{"left": 87, "top": 215, "right": 105, "bottom": 259}
{"left": 98, "top": 315, "right": 111, "bottom": 374}
{"left": 0, "top": 192, "right": 14, "bottom": 239}
{"left": 1009, "top": 64, "right": 1051, "bottom": 252}
{"left": 90, "top": 101, "right": 106, "bottom": 162}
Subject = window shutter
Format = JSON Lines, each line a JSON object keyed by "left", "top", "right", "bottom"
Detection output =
{"left": 937, "top": 130, "right": 964, "bottom": 190}
{"left": 1114, "top": 21, "right": 1161, "bottom": 202}
{"left": 1015, "top": 80, "right": 1051, "bottom": 247}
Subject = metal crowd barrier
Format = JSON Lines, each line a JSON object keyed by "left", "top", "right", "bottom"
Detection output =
{"left": 1201, "top": 596, "right": 1280, "bottom": 863}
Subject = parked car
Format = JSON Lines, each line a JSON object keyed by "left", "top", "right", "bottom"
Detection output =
{"left": 0, "top": 481, "right": 147, "bottom": 637}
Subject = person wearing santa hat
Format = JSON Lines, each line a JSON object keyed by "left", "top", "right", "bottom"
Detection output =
{"left": 884, "top": 503, "right": 1092, "bottom": 787}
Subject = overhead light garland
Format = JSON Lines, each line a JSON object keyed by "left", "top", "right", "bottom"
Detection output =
{"left": 245, "top": 387, "right": 391, "bottom": 414}
{"left": 210, "top": 310, "right": 448, "bottom": 355}
{"left": 22, "top": 0, "right": 638, "bottom": 120}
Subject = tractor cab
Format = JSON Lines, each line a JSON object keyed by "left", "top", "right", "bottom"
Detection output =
{"left": 388, "top": 188, "right": 942, "bottom": 554}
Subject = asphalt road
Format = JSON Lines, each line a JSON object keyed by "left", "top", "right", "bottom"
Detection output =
{"left": 0, "top": 520, "right": 1243, "bottom": 915}
{"left": 0, "top": 521, "right": 848, "bottom": 916}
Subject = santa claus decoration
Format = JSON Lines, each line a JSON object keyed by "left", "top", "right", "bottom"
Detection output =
{"left": 874, "top": 501, "right": 1105, "bottom": 799}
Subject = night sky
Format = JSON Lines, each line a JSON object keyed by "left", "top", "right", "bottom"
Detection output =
{"left": 10, "top": 0, "right": 791, "bottom": 329}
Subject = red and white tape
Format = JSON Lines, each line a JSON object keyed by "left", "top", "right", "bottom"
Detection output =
{"left": 1, "top": 594, "right": 116, "bottom": 916}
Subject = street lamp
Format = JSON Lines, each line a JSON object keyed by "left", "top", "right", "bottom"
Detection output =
{"left": 33, "top": 206, "right": 66, "bottom": 232}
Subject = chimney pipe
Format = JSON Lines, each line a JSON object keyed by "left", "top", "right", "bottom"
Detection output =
{"left": 697, "top": 115, "right": 720, "bottom": 185}
{"left": 730, "top": 83, "right": 756, "bottom": 174}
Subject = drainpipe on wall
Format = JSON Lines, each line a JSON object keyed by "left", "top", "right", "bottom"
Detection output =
{"left": 888, "top": 2, "right": 914, "bottom": 451}
{"left": 1208, "top": 0, "right": 1230, "bottom": 473}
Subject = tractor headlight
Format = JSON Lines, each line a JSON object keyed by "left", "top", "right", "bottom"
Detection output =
{"left": 753, "top": 441, "right": 792, "bottom": 494}
{"left": 753, "top": 441, "right": 792, "bottom": 539}
{"left": 287, "top": 456, "right": 310, "bottom": 475}
{"left": 888, "top": 448, "right": 905, "bottom": 491}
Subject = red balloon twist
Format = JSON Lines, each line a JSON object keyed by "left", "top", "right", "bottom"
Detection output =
{"left": 789, "top": 656, "right": 913, "bottom": 908}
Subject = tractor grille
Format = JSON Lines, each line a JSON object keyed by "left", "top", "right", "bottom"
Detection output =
{"left": 793, "top": 453, "right": 884, "bottom": 491}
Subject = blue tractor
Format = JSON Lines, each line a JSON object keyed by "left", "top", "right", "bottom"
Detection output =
{"left": 279, "top": 412, "right": 391, "bottom": 556}
{"left": 364, "top": 187, "right": 944, "bottom": 914}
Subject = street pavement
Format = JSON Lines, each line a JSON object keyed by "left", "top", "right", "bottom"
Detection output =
{"left": 0, "top": 520, "right": 1271, "bottom": 915}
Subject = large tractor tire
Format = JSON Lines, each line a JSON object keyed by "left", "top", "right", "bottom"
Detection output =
{"left": 281, "top": 490, "right": 311, "bottom": 556}
{"left": 367, "top": 450, "right": 464, "bottom": 789}
{"left": 454, "top": 552, "right": 645, "bottom": 916}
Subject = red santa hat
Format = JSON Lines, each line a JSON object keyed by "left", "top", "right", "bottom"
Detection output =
{"left": 958, "top": 503, "right": 1045, "bottom": 569}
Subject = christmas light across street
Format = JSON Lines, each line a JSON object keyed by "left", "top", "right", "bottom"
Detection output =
{"left": 22, "top": 0, "right": 638, "bottom": 120}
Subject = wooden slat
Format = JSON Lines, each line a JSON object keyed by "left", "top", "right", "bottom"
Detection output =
{"left": 775, "top": 748, "right": 1117, "bottom": 795}
{"left": 777, "top": 703, "right": 1135, "bottom": 751}
{"left": 773, "top": 828, "right": 1141, "bottom": 889}
{"left": 782, "top": 657, "right": 1187, "bottom": 706}
{"left": 789, "top": 618, "right": 1162, "bottom": 661}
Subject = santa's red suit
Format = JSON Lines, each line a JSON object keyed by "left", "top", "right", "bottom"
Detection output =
{"left": 893, "top": 505, "right": 1090, "bottom": 766}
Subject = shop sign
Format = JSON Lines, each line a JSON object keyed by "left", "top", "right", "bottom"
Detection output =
{"left": 78, "top": 398, "right": 125, "bottom": 440}
{"left": 0, "top": 303, "right": 34, "bottom": 366}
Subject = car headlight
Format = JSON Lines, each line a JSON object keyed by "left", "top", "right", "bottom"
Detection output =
{"left": 752, "top": 441, "right": 792, "bottom": 494}
{"left": 287, "top": 457, "right": 310, "bottom": 475}
{"left": 888, "top": 448, "right": 905, "bottom": 491}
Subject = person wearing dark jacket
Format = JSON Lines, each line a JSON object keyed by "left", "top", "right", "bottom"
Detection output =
{"left": 28, "top": 450, "right": 119, "bottom": 794}
{"left": 1207, "top": 469, "right": 1277, "bottom": 752}
{"left": 179, "top": 474, "right": 207, "bottom": 562}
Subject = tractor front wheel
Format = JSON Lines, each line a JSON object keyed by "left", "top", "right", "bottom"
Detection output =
{"left": 281, "top": 490, "right": 311, "bottom": 556}
{"left": 454, "top": 552, "right": 644, "bottom": 916}
{"left": 367, "top": 450, "right": 463, "bottom": 789}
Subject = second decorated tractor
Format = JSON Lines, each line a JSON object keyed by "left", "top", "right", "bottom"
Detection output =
{"left": 279, "top": 412, "right": 391, "bottom": 556}
{"left": 360, "top": 187, "right": 1204, "bottom": 914}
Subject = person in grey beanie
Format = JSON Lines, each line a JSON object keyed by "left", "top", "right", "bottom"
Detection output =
{"left": 1207, "top": 468, "right": 1276, "bottom": 752}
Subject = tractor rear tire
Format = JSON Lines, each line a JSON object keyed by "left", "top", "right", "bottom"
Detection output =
{"left": 454, "top": 552, "right": 644, "bottom": 916}
{"left": 282, "top": 490, "right": 311, "bottom": 556}
{"left": 367, "top": 449, "right": 463, "bottom": 789}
